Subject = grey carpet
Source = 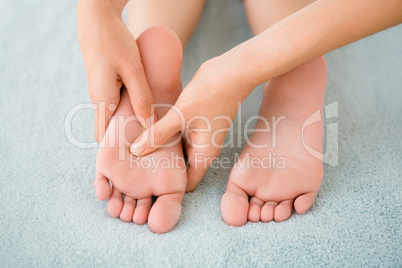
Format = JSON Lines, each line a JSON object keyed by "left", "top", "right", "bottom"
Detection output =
{"left": 1, "top": 0, "right": 401, "bottom": 266}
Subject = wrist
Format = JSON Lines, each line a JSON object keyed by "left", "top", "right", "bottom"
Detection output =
{"left": 77, "top": 0, "right": 126, "bottom": 43}
{"left": 221, "top": 28, "right": 289, "bottom": 91}
{"left": 212, "top": 45, "right": 259, "bottom": 98}
{"left": 194, "top": 50, "right": 256, "bottom": 105}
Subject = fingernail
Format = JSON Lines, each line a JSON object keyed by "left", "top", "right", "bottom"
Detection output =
{"left": 130, "top": 142, "right": 144, "bottom": 157}
{"left": 145, "top": 114, "right": 156, "bottom": 128}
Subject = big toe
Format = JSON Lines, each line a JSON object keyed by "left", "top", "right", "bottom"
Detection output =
{"left": 294, "top": 192, "right": 317, "bottom": 215}
{"left": 148, "top": 193, "right": 183, "bottom": 234}
{"left": 221, "top": 184, "right": 249, "bottom": 227}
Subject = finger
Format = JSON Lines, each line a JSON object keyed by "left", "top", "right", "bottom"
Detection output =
{"left": 88, "top": 72, "right": 121, "bottom": 143}
{"left": 121, "top": 64, "right": 155, "bottom": 130}
{"left": 129, "top": 107, "right": 183, "bottom": 157}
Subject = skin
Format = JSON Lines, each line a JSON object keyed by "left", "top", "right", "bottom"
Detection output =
{"left": 218, "top": 0, "right": 327, "bottom": 226}
{"left": 78, "top": 0, "right": 205, "bottom": 228}
{"left": 94, "top": 0, "right": 206, "bottom": 226}
{"left": 126, "top": 0, "right": 205, "bottom": 48}
{"left": 77, "top": 0, "right": 402, "bottom": 230}
{"left": 129, "top": 0, "right": 402, "bottom": 191}
{"left": 77, "top": 0, "right": 205, "bottom": 143}
{"left": 95, "top": 26, "right": 187, "bottom": 233}
{"left": 77, "top": 0, "right": 154, "bottom": 143}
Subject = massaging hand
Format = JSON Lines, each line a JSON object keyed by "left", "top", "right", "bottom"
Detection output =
{"left": 77, "top": 0, "right": 154, "bottom": 142}
{"left": 129, "top": 54, "right": 255, "bottom": 191}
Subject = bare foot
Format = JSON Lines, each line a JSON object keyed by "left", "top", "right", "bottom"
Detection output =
{"left": 94, "top": 26, "right": 186, "bottom": 233}
{"left": 221, "top": 56, "right": 328, "bottom": 226}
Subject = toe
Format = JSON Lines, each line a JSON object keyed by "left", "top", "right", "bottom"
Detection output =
{"left": 294, "top": 192, "right": 317, "bottom": 215}
{"left": 107, "top": 186, "right": 123, "bottom": 218}
{"left": 148, "top": 193, "right": 183, "bottom": 234}
{"left": 119, "top": 196, "right": 136, "bottom": 222}
{"left": 133, "top": 197, "right": 152, "bottom": 225}
{"left": 94, "top": 172, "right": 111, "bottom": 201}
{"left": 273, "top": 200, "right": 293, "bottom": 222}
{"left": 260, "top": 201, "right": 277, "bottom": 222}
{"left": 221, "top": 183, "right": 249, "bottom": 227}
{"left": 248, "top": 197, "right": 264, "bottom": 222}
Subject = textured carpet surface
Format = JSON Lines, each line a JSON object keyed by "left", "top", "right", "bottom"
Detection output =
{"left": 1, "top": 0, "right": 401, "bottom": 267}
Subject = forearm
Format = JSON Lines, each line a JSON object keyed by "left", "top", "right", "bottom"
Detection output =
{"left": 229, "top": 0, "right": 402, "bottom": 90}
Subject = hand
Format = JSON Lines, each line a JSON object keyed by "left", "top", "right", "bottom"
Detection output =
{"left": 129, "top": 53, "right": 256, "bottom": 191}
{"left": 77, "top": 0, "right": 154, "bottom": 143}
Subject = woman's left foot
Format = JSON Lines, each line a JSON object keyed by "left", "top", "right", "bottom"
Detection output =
{"left": 95, "top": 26, "right": 187, "bottom": 233}
{"left": 221, "top": 56, "right": 328, "bottom": 226}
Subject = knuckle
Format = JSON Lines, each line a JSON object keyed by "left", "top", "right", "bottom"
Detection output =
{"left": 134, "top": 92, "right": 153, "bottom": 108}
{"left": 122, "top": 61, "right": 143, "bottom": 79}
{"left": 128, "top": 62, "right": 144, "bottom": 75}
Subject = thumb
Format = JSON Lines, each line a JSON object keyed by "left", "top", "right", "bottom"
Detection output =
{"left": 121, "top": 65, "right": 155, "bottom": 130}
{"left": 129, "top": 107, "right": 184, "bottom": 157}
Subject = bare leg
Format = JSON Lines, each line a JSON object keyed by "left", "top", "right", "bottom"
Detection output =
{"left": 244, "top": 0, "right": 315, "bottom": 35}
{"left": 221, "top": 0, "right": 328, "bottom": 225}
{"left": 126, "top": 0, "right": 205, "bottom": 48}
